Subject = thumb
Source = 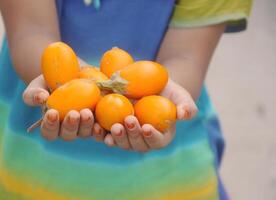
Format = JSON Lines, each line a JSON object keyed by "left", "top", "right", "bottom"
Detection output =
{"left": 23, "top": 75, "right": 49, "bottom": 106}
{"left": 175, "top": 90, "right": 198, "bottom": 120}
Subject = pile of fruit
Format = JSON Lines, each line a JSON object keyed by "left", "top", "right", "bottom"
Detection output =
{"left": 30, "top": 42, "right": 177, "bottom": 133}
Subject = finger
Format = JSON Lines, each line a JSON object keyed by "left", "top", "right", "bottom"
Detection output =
{"left": 175, "top": 91, "right": 198, "bottom": 120}
{"left": 92, "top": 123, "right": 106, "bottom": 142}
{"left": 110, "top": 123, "right": 130, "bottom": 150}
{"left": 41, "top": 109, "right": 59, "bottom": 141}
{"left": 104, "top": 134, "right": 116, "bottom": 147}
{"left": 165, "top": 82, "right": 198, "bottom": 120}
{"left": 78, "top": 109, "right": 94, "bottom": 138}
{"left": 23, "top": 88, "right": 49, "bottom": 106}
{"left": 23, "top": 75, "right": 49, "bottom": 106}
{"left": 60, "top": 110, "right": 80, "bottom": 141}
{"left": 124, "top": 116, "right": 149, "bottom": 152}
{"left": 177, "top": 103, "right": 198, "bottom": 120}
{"left": 189, "top": 102, "right": 198, "bottom": 118}
{"left": 142, "top": 124, "right": 165, "bottom": 149}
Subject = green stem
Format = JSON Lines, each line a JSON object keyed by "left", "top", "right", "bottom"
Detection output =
{"left": 96, "top": 73, "right": 128, "bottom": 94}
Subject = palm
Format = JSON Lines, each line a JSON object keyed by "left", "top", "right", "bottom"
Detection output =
{"left": 160, "top": 80, "right": 197, "bottom": 120}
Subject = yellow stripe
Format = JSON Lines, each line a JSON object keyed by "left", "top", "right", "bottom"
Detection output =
{"left": 159, "top": 177, "right": 218, "bottom": 200}
{"left": 0, "top": 167, "right": 70, "bottom": 200}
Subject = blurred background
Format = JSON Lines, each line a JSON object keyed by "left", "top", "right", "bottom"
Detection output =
{"left": 0, "top": 0, "right": 275, "bottom": 199}
{"left": 207, "top": 0, "right": 276, "bottom": 199}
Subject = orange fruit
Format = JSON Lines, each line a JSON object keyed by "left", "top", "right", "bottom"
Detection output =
{"left": 41, "top": 42, "right": 80, "bottom": 91}
{"left": 100, "top": 47, "right": 134, "bottom": 78}
{"left": 78, "top": 66, "right": 108, "bottom": 81}
{"left": 119, "top": 61, "right": 168, "bottom": 99}
{"left": 134, "top": 95, "right": 176, "bottom": 132}
{"left": 95, "top": 94, "right": 134, "bottom": 131}
{"left": 47, "top": 79, "right": 101, "bottom": 121}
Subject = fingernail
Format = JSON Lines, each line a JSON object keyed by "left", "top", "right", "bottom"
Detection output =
{"left": 47, "top": 113, "right": 57, "bottom": 123}
{"left": 143, "top": 131, "right": 152, "bottom": 137}
{"left": 83, "top": 115, "right": 91, "bottom": 122}
{"left": 126, "top": 123, "right": 135, "bottom": 130}
{"left": 37, "top": 92, "right": 46, "bottom": 104}
{"left": 68, "top": 116, "right": 78, "bottom": 124}
{"left": 34, "top": 92, "right": 46, "bottom": 104}
{"left": 34, "top": 93, "right": 41, "bottom": 103}
{"left": 115, "top": 130, "right": 123, "bottom": 137}
{"left": 183, "top": 109, "right": 191, "bottom": 119}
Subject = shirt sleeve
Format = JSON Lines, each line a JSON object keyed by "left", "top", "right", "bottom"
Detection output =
{"left": 170, "top": 0, "right": 253, "bottom": 32}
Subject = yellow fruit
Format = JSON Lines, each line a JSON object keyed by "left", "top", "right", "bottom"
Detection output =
{"left": 41, "top": 42, "right": 80, "bottom": 91}
{"left": 47, "top": 79, "right": 101, "bottom": 120}
{"left": 134, "top": 95, "right": 176, "bottom": 132}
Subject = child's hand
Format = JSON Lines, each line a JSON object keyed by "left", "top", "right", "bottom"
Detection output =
{"left": 95, "top": 80, "right": 198, "bottom": 152}
{"left": 23, "top": 75, "right": 95, "bottom": 141}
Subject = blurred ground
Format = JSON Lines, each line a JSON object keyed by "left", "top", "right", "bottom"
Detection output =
{"left": 0, "top": 0, "right": 275, "bottom": 199}
{"left": 207, "top": 0, "right": 276, "bottom": 199}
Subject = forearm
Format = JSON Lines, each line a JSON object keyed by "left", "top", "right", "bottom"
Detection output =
{"left": 8, "top": 33, "right": 60, "bottom": 83}
{"left": 0, "top": 0, "right": 60, "bottom": 83}
{"left": 157, "top": 24, "right": 226, "bottom": 100}
{"left": 160, "top": 58, "right": 206, "bottom": 100}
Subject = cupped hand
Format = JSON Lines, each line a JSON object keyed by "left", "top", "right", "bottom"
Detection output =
{"left": 23, "top": 75, "right": 95, "bottom": 141}
{"left": 94, "top": 79, "right": 198, "bottom": 152}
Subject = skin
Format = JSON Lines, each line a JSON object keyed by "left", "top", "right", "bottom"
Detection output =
{"left": 0, "top": 0, "right": 225, "bottom": 152}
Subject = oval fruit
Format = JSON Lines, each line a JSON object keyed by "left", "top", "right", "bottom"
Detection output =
{"left": 95, "top": 94, "right": 134, "bottom": 131}
{"left": 41, "top": 42, "right": 80, "bottom": 91}
{"left": 79, "top": 66, "right": 108, "bottom": 81}
{"left": 100, "top": 47, "right": 134, "bottom": 78}
{"left": 47, "top": 79, "right": 100, "bottom": 120}
{"left": 134, "top": 95, "right": 176, "bottom": 132}
{"left": 119, "top": 61, "right": 168, "bottom": 99}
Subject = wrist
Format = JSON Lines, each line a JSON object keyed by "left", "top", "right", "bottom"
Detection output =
{"left": 160, "top": 58, "right": 203, "bottom": 101}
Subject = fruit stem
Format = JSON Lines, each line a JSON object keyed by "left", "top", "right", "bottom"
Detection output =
{"left": 27, "top": 104, "right": 48, "bottom": 133}
{"left": 27, "top": 118, "right": 43, "bottom": 133}
{"left": 96, "top": 72, "right": 128, "bottom": 94}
